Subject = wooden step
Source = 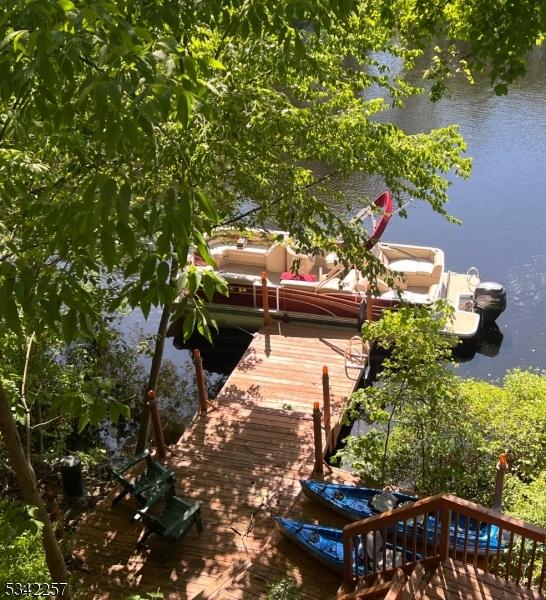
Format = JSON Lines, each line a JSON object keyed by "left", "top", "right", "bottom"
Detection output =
{"left": 384, "top": 568, "right": 408, "bottom": 600}
{"left": 402, "top": 563, "right": 428, "bottom": 600}
{"left": 338, "top": 580, "right": 393, "bottom": 600}
{"left": 415, "top": 558, "right": 543, "bottom": 600}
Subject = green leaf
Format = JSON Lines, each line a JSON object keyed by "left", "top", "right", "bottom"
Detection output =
{"left": 141, "top": 301, "right": 151, "bottom": 320}
{"left": 205, "top": 57, "right": 226, "bottom": 70}
{"left": 124, "top": 257, "right": 141, "bottom": 277}
{"left": 141, "top": 256, "right": 157, "bottom": 282}
{"left": 117, "top": 183, "right": 131, "bottom": 224}
{"left": 78, "top": 415, "right": 90, "bottom": 433}
{"left": 4, "top": 297, "right": 21, "bottom": 334}
{"left": 177, "top": 188, "right": 192, "bottom": 242}
{"left": 100, "top": 177, "right": 117, "bottom": 211}
{"left": 183, "top": 310, "right": 196, "bottom": 340}
{"left": 94, "top": 81, "right": 108, "bottom": 116}
{"left": 194, "top": 230, "right": 215, "bottom": 266}
{"left": 116, "top": 221, "right": 136, "bottom": 255}
{"left": 187, "top": 268, "right": 202, "bottom": 295}
{"left": 157, "top": 260, "right": 170, "bottom": 283}
{"left": 61, "top": 309, "right": 78, "bottom": 342}
{"left": 175, "top": 88, "right": 193, "bottom": 128}
{"left": 294, "top": 31, "right": 306, "bottom": 57}
{"left": 196, "top": 190, "right": 219, "bottom": 224}
{"left": 202, "top": 273, "right": 215, "bottom": 301}
{"left": 58, "top": 0, "right": 75, "bottom": 11}
{"left": 116, "top": 403, "right": 131, "bottom": 418}
{"left": 101, "top": 231, "right": 117, "bottom": 270}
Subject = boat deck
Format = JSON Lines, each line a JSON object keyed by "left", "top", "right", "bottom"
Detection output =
{"left": 73, "top": 322, "right": 367, "bottom": 599}
{"left": 443, "top": 272, "right": 481, "bottom": 338}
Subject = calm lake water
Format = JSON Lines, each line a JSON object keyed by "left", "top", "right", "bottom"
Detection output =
{"left": 122, "top": 47, "right": 546, "bottom": 432}
{"left": 343, "top": 48, "right": 546, "bottom": 380}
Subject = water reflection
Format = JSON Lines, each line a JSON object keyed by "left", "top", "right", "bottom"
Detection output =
{"left": 339, "top": 47, "right": 546, "bottom": 379}
{"left": 101, "top": 308, "right": 230, "bottom": 453}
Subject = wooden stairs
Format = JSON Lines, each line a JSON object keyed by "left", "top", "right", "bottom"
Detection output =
{"left": 338, "top": 494, "right": 546, "bottom": 600}
{"left": 339, "top": 559, "right": 544, "bottom": 599}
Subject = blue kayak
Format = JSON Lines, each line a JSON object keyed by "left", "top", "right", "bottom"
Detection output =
{"left": 275, "top": 517, "right": 420, "bottom": 576}
{"left": 300, "top": 481, "right": 505, "bottom": 554}
{"left": 300, "top": 480, "right": 417, "bottom": 521}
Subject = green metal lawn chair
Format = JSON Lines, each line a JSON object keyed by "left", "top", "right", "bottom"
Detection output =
{"left": 135, "top": 483, "right": 204, "bottom": 563}
{"left": 111, "top": 449, "right": 175, "bottom": 507}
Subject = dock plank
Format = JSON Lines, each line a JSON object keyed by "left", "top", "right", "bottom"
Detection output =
{"left": 73, "top": 323, "right": 365, "bottom": 599}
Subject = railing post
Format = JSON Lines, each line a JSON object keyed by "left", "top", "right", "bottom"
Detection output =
{"left": 366, "top": 291, "right": 373, "bottom": 322}
{"left": 439, "top": 501, "right": 451, "bottom": 560}
{"left": 261, "top": 271, "right": 272, "bottom": 327}
{"left": 147, "top": 390, "right": 166, "bottom": 459}
{"left": 312, "top": 402, "right": 323, "bottom": 476}
{"left": 322, "top": 366, "right": 331, "bottom": 440}
{"left": 342, "top": 531, "right": 354, "bottom": 592}
{"left": 193, "top": 349, "right": 208, "bottom": 414}
{"left": 492, "top": 451, "right": 508, "bottom": 511}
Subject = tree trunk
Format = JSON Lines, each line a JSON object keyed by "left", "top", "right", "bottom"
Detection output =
{"left": 0, "top": 381, "right": 72, "bottom": 598}
{"left": 135, "top": 258, "right": 179, "bottom": 455}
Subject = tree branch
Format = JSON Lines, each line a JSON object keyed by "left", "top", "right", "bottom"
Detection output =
{"left": 218, "top": 169, "right": 342, "bottom": 227}
{"left": 21, "top": 332, "right": 36, "bottom": 464}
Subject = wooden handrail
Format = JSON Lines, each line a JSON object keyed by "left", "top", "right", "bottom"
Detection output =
{"left": 343, "top": 495, "right": 443, "bottom": 535}
{"left": 440, "top": 494, "right": 546, "bottom": 540}
{"left": 342, "top": 493, "right": 546, "bottom": 594}
{"left": 343, "top": 494, "right": 546, "bottom": 542}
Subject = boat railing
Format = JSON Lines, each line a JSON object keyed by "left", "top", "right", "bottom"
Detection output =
{"left": 341, "top": 493, "right": 546, "bottom": 594}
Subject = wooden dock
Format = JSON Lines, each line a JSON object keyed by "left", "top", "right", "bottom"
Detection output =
{"left": 73, "top": 322, "right": 367, "bottom": 599}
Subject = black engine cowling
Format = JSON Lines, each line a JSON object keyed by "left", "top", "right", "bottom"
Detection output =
{"left": 473, "top": 282, "right": 506, "bottom": 325}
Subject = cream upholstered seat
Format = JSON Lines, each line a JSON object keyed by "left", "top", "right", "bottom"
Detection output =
{"left": 380, "top": 289, "right": 431, "bottom": 304}
{"left": 265, "top": 243, "right": 287, "bottom": 273}
{"left": 211, "top": 245, "right": 268, "bottom": 268}
{"left": 286, "top": 246, "right": 314, "bottom": 274}
{"left": 388, "top": 259, "right": 434, "bottom": 275}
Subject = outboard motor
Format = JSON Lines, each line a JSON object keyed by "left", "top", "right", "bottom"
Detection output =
{"left": 473, "top": 282, "right": 507, "bottom": 325}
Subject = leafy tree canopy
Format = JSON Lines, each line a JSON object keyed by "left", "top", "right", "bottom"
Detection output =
{"left": 337, "top": 306, "right": 546, "bottom": 507}
{"left": 2, "top": 0, "right": 544, "bottom": 341}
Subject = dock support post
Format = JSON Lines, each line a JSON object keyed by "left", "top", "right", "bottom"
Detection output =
{"left": 193, "top": 349, "right": 208, "bottom": 414}
{"left": 312, "top": 402, "right": 324, "bottom": 476}
{"left": 261, "top": 271, "right": 272, "bottom": 327}
{"left": 147, "top": 390, "right": 166, "bottom": 459}
{"left": 492, "top": 451, "right": 508, "bottom": 511}
{"left": 366, "top": 291, "right": 373, "bottom": 322}
{"left": 322, "top": 366, "right": 331, "bottom": 442}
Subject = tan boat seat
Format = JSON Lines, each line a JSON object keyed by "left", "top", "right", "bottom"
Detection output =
{"left": 389, "top": 259, "right": 434, "bottom": 276}
{"left": 340, "top": 269, "right": 361, "bottom": 292}
{"left": 315, "top": 277, "right": 342, "bottom": 292}
{"left": 226, "top": 247, "right": 267, "bottom": 267}
{"left": 286, "top": 246, "right": 314, "bottom": 274}
{"left": 280, "top": 279, "right": 317, "bottom": 291}
{"left": 265, "top": 243, "right": 286, "bottom": 273}
{"left": 380, "top": 289, "right": 431, "bottom": 304}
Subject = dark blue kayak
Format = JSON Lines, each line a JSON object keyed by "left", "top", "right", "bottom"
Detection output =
{"left": 275, "top": 517, "right": 420, "bottom": 576}
{"left": 300, "top": 480, "right": 417, "bottom": 521}
{"left": 300, "top": 481, "right": 505, "bottom": 554}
